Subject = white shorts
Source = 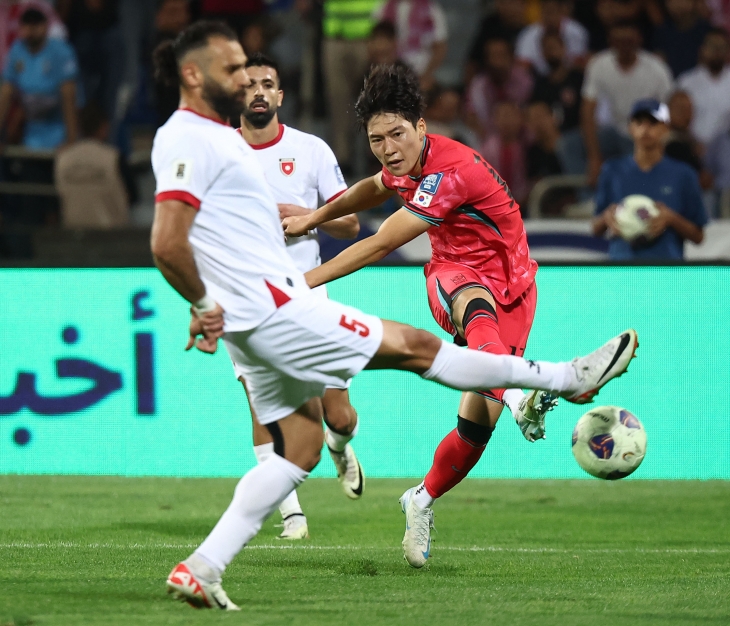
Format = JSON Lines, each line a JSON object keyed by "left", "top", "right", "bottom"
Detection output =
{"left": 225, "top": 293, "right": 383, "bottom": 424}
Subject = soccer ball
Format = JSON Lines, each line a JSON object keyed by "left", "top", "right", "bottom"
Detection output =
{"left": 614, "top": 194, "right": 659, "bottom": 241}
{"left": 571, "top": 406, "right": 647, "bottom": 480}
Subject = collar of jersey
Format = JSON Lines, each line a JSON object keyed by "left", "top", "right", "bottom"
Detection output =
{"left": 247, "top": 124, "right": 286, "bottom": 150}
{"left": 178, "top": 107, "right": 230, "bottom": 127}
{"left": 408, "top": 136, "right": 431, "bottom": 181}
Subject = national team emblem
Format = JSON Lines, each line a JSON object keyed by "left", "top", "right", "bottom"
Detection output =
{"left": 279, "top": 158, "right": 296, "bottom": 176}
{"left": 419, "top": 172, "right": 443, "bottom": 195}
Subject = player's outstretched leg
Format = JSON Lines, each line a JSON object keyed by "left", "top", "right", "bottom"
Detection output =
{"left": 167, "top": 400, "right": 323, "bottom": 610}
{"left": 322, "top": 387, "right": 364, "bottom": 499}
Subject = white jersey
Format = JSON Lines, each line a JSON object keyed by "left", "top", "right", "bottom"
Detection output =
{"left": 247, "top": 124, "right": 347, "bottom": 273}
{"left": 152, "top": 109, "right": 310, "bottom": 331}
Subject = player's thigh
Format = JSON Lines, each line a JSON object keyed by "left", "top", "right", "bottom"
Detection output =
{"left": 425, "top": 264, "right": 493, "bottom": 339}
{"left": 322, "top": 387, "right": 357, "bottom": 433}
{"left": 366, "top": 319, "right": 442, "bottom": 373}
{"left": 495, "top": 282, "right": 537, "bottom": 357}
{"left": 450, "top": 286, "right": 498, "bottom": 338}
{"left": 237, "top": 375, "right": 274, "bottom": 447}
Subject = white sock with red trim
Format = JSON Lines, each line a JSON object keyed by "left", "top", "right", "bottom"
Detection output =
{"left": 194, "top": 454, "right": 308, "bottom": 572}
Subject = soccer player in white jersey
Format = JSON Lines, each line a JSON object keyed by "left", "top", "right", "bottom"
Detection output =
{"left": 150, "top": 21, "right": 637, "bottom": 611}
{"left": 238, "top": 52, "right": 364, "bottom": 540}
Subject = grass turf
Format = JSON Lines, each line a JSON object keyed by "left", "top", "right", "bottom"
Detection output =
{"left": 1, "top": 476, "right": 729, "bottom": 626}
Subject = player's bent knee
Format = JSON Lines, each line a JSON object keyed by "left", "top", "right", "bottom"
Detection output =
{"left": 324, "top": 405, "right": 356, "bottom": 434}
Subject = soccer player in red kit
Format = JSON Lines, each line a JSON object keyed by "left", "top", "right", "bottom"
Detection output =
{"left": 283, "top": 64, "right": 560, "bottom": 568}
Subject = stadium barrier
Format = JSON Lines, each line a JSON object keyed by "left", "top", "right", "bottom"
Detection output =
{"left": 1, "top": 266, "right": 728, "bottom": 479}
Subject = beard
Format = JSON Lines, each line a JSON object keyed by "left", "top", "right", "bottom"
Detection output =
{"left": 201, "top": 77, "right": 246, "bottom": 123}
{"left": 242, "top": 101, "right": 277, "bottom": 129}
{"left": 707, "top": 59, "right": 725, "bottom": 74}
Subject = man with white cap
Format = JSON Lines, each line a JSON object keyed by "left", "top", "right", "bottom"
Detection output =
{"left": 592, "top": 98, "right": 707, "bottom": 260}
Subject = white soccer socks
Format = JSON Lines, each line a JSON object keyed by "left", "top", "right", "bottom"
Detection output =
{"left": 325, "top": 420, "right": 358, "bottom": 453}
{"left": 254, "top": 443, "right": 304, "bottom": 520}
{"left": 422, "top": 340, "right": 572, "bottom": 395}
{"left": 502, "top": 388, "right": 527, "bottom": 418}
{"left": 195, "top": 454, "right": 308, "bottom": 572}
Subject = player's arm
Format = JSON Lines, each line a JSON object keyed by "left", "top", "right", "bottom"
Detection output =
{"left": 305, "top": 208, "right": 430, "bottom": 288}
{"left": 282, "top": 172, "right": 395, "bottom": 237}
{"left": 278, "top": 203, "right": 359, "bottom": 239}
{"left": 151, "top": 199, "right": 223, "bottom": 352}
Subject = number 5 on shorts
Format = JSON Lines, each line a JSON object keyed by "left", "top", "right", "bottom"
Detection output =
{"left": 339, "top": 315, "right": 370, "bottom": 337}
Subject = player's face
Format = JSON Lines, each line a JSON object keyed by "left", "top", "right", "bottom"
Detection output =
{"left": 629, "top": 116, "right": 668, "bottom": 150}
{"left": 242, "top": 65, "right": 283, "bottom": 129}
{"left": 199, "top": 37, "right": 251, "bottom": 122}
{"left": 367, "top": 114, "right": 427, "bottom": 177}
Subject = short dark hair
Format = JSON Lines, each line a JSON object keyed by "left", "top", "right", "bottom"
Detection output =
{"left": 245, "top": 52, "right": 280, "bottom": 79}
{"left": 152, "top": 20, "right": 238, "bottom": 87}
{"left": 355, "top": 64, "right": 425, "bottom": 130}
{"left": 370, "top": 20, "right": 397, "bottom": 40}
{"left": 19, "top": 8, "right": 47, "bottom": 25}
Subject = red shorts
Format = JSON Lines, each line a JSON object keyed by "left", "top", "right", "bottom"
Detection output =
{"left": 425, "top": 263, "right": 537, "bottom": 358}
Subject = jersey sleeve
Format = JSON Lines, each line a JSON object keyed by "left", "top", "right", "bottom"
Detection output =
{"left": 314, "top": 139, "right": 347, "bottom": 204}
{"left": 402, "top": 170, "right": 463, "bottom": 226}
{"left": 152, "top": 131, "right": 216, "bottom": 210}
{"left": 594, "top": 161, "right": 615, "bottom": 215}
{"left": 679, "top": 166, "right": 708, "bottom": 228}
{"left": 56, "top": 41, "right": 79, "bottom": 82}
{"left": 2, "top": 43, "right": 20, "bottom": 85}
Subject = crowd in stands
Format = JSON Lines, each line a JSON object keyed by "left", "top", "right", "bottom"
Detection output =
{"left": 0, "top": 0, "right": 729, "bottom": 258}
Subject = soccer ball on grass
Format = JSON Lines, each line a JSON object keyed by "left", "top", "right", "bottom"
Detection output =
{"left": 571, "top": 406, "right": 647, "bottom": 479}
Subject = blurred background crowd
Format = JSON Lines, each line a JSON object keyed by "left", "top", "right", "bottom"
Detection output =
{"left": 2, "top": 0, "right": 730, "bottom": 263}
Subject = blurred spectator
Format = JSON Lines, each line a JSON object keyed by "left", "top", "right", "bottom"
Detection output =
{"left": 481, "top": 101, "right": 529, "bottom": 206}
{"left": 664, "top": 90, "right": 704, "bottom": 173}
{"left": 525, "top": 100, "right": 569, "bottom": 214}
{"left": 677, "top": 28, "right": 730, "bottom": 148}
{"left": 374, "top": 0, "right": 447, "bottom": 92}
{"left": 367, "top": 20, "right": 399, "bottom": 66}
{"left": 653, "top": 0, "right": 711, "bottom": 78}
{"left": 525, "top": 101, "right": 562, "bottom": 179}
{"left": 153, "top": 0, "right": 191, "bottom": 126}
{"left": 705, "top": 127, "right": 730, "bottom": 202}
{"left": 531, "top": 30, "right": 584, "bottom": 174}
{"left": 424, "top": 85, "right": 479, "bottom": 149}
{"left": 575, "top": 0, "right": 654, "bottom": 53}
{"left": 530, "top": 31, "right": 583, "bottom": 132}
{"left": 0, "top": 7, "right": 79, "bottom": 150}
{"left": 515, "top": 0, "right": 588, "bottom": 76}
{"left": 322, "top": 0, "right": 382, "bottom": 173}
{"left": 241, "top": 19, "right": 268, "bottom": 56}
{"left": 56, "top": 0, "right": 123, "bottom": 122}
{"left": 55, "top": 102, "right": 129, "bottom": 229}
{"left": 466, "top": 0, "right": 527, "bottom": 81}
{"left": 466, "top": 38, "right": 533, "bottom": 138}
{"left": 200, "top": 0, "right": 264, "bottom": 32}
{"left": 593, "top": 99, "right": 706, "bottom": 260}
{"left": 0, "top": 0, "right": 67, "bottom": 71}
{"left": 581, "top": 21, "right": 673, "bottom": 185}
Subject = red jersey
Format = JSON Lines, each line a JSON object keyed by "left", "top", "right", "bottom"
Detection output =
{"left": 380, "top": 134, "right": 537, "bottom": 305}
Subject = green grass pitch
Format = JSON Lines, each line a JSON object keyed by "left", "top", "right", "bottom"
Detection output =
{"left": 1, "top": 476, "right": 729, "bottom": 626}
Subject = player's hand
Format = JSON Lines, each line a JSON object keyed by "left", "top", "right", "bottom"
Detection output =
{"left": 646, "top": 202, "right": 674, "bottom": 239}
{"left": 278, "top": 203, "right": 312, "bottom": 220}
{"left": 282, "top": 213, "right": 314, "bottom": 237}
{"left": 185, "top": 303, "right": 225, "bottom": 354}
{"left": 604, "top": 204, "right": 620, "bottom": 237}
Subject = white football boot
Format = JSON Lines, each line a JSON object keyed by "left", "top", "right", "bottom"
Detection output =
{"left": 515, "top": 390, "right": 559, "bottom": 442}
{"left": 276, "top": 514, "right": 309, "bottom": 540}
{"left": 329, "top": 443, "right": 365, "bottom": 499}
{"left": 399, "top": 487, "right": 434, "bottom": 569}
{"left": 563, "top": 329, "right": 638, "bottom": 404}
{"left": 166, "top": 562, "right": 240, "bottom": 611}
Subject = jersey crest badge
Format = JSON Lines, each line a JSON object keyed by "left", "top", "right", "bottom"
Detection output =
{"left": 279, "top": 158, "right": 296, "bottom": 176}
{"left": 419, "top": 172, "right": 443, "bottom": 195}
{"left": 413, "top": 191, "right": 434, "bottom": 208}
